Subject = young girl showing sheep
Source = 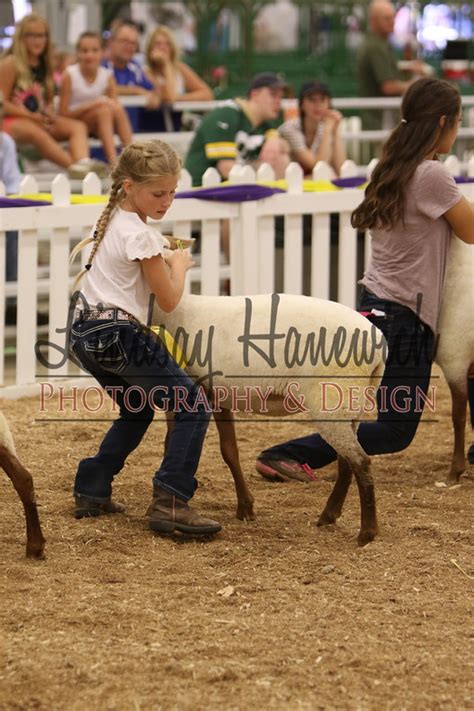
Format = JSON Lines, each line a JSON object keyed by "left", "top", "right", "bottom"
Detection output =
{"left": 68, "top": 139, "right": 221, "bottom": 536}
{"left": 256, "top": 78, "right": 474, "bottom": 483}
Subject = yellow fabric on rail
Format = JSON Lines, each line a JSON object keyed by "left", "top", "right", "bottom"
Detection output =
{"left": 8, "top": 193, "right": 108, "bottom": 204}
{"left": 258, "top": 179, "right": 339, "bottom": 192}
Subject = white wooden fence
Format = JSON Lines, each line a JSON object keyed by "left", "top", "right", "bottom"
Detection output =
{"left": 1, "top": 157, "right": 473, "bottom": 396}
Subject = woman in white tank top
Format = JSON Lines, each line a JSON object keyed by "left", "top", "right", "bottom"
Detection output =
{"left": 59, "top": 31, "right": 133, "bottom": 165}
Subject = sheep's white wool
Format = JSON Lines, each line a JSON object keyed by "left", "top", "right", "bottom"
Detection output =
{"left": 154, "top": 293, "right": 386, "bottom": 465}
{"left": 0, "top": 411, "right": 16, "bottom": 455}
{"left": 436, "top": 237, "right": 474, "bottom": 389}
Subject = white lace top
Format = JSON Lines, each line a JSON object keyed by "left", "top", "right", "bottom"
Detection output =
{"left": 79, "top": 207, "right": 166, "bottom": 323}
{"left": 66, "top": 64, "right": 113, "bottom": 110}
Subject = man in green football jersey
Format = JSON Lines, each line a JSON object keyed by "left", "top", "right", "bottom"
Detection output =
{"left": 185, "top": 72, "right": 290, "bottom": 186}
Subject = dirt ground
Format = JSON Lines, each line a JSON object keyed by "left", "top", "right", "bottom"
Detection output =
{"left": 1, "top": 366, "right": 473, "bottom": 711}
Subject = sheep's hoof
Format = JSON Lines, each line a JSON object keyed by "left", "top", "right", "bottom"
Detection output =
{"left": 316, "top": 510, "right": 338, "bottom": 527}
{"left": 26, "top": 545, "right": 45, "bottom": 560}
{"left": 236, "top": 500, "right": 256, "bottom": 522}
{"left": 357, "top": 527, "right": 378, "bottom": 547}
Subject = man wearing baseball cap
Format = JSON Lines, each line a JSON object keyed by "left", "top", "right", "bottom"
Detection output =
{"left": 185, "top": 71, "right": 290, "bottom": 186}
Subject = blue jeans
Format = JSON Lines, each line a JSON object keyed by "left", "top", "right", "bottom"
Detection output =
{"left": 260, "top": 289, "right": 435, "bottom": 468}
{"left": 69, "top": 316, "right": 210, "bottom": 502}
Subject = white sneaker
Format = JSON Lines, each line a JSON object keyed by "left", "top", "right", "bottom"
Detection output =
{"left": 68, "top": 159, "right": 109, "bottom": 180}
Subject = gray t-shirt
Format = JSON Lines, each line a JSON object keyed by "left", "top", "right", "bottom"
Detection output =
{"left": 361, "top": 160, "right": 462, "bottom": 332}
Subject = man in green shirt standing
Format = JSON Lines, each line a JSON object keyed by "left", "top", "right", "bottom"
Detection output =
{"left": 356, "top": 0, "right": 428, "bottom": 129}
{"left": 185, "top": 72, "right": 290, "bottom": 186}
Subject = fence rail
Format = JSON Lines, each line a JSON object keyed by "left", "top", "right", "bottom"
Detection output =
{"left": 1, "top": 157, "right": 473, "bottom": 397}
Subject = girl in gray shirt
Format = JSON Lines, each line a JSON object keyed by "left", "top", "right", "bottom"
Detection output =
{"left": 256, "top": 78, "right": 474, "bottom": 502}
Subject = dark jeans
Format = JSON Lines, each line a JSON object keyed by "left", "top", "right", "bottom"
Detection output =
{"left": 260, "top": 288, "right": 435, "bottom": 468}
{"left": 69, "top": 316, "right": 210, "bottom": 502}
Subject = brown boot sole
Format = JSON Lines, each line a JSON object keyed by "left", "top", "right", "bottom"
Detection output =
{"left": 74, "top": 495, "right": 126, "bottom": 519}
{"left": 149, "top": 519, "right": 221, "bottom": 535}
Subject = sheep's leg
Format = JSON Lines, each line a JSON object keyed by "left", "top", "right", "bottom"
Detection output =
{"left": 0, "top": 446, "right": 45, "bottom": 559}
{"left": 351, "top": 455, "right": 378, "bottom": 547}
{"left": 317, "top": 455, "right": 352, "bottom": 527}
{"left": 213, "top": 408, "right": 255, "bottom": 521}
{"left": 447, "top": 384, "right": 467, "bottom": 484}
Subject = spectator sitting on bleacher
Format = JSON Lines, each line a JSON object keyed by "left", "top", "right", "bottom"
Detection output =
{"left": 278, "top": 81, "right": 346, "bottom": 177}
{"left": 59, "top": 32, "right": 133, "bottom": 166}
{"left": 103, "top": 20, "right": 161, "bottom": 133}
{"left": 0, "top": 13, "right": 103, "bottom": 179}
{"left": 184, "top": 72, "right": 290, "bottom": 186}
{"left": 141, "top": 25, "right": 213, "bottom": 132}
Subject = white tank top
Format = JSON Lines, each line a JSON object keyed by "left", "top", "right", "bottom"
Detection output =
{"left": 66, "top": 64, "right": 112, "bottom": 110}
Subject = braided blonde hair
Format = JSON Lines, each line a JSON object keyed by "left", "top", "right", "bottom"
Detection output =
{"left": 71, "top": 140, "right": 182, "bottom": 287}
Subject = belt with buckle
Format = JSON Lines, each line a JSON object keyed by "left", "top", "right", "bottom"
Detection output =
{"left": 74, "top": 307, "right": 138, "bottom": 323}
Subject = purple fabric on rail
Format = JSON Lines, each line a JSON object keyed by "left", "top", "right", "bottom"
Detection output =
{"left": 331, "top": 176, "right": 367, "bottom": 188}
{"left": 176, "top": 184, "right": 285, "bottom": 202}
{"left": 453, "top": 176, "right": 474, "bottom": 183}
{"left": 0, "top": 196, "right": 51, "bottom": 208}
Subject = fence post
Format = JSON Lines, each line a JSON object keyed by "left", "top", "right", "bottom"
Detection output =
{"left": 16, "top": 226, "right": 38, "bottom": 386}
{"left": 256, "top": 163, "right": 276, "bottom": 292}
{"left": 340, "top": 160, "right": 358, "bottom": 178}
{"left": 200, "top": 168, "right": 222, "bottom": 295}
{"left": 312, "top": 161, "right": 333, "bottom": 181}
{"left": 283, "top": 162, "right": 304, "bottom": 294}
{"left": 51, "top": 174, "right": 71, "bottom": 206}
{"left": 228, "top": 166, "right": 259, "bottom": 294}
{"left": 367, "top": 158, "right": 378, "bottom": 179}
{"left": 19, "top": 175, "right": 39, "bottom": 195}
{"left": 82, "top": 172, "right": 102, "bottom": 196}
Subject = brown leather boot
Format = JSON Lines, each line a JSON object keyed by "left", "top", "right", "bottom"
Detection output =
{"left": 147, "top": 487, "right": 221, "bottom": 535}
{"left": 74, "top": 494, "right": 126, "bottom": 519}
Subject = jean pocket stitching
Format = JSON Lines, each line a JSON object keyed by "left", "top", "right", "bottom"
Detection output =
{"left": 83, "top": 331, "right": 128, "bottom": 373}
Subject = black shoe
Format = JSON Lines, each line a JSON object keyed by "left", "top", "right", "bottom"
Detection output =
{"left": 74, "top": 494, "right": 126, "bottom": 519}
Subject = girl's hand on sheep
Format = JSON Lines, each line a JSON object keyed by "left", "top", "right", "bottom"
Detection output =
{"left": 164, "top": 248, "right": 195, "bottom": 272}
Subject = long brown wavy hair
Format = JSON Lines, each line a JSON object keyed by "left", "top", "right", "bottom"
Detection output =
{"left": 351, "top": 78, "right": 461, "bottom": 231}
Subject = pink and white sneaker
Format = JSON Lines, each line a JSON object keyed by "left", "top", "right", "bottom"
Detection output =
{"left": 255, "top": 458, "right": 317, "bottom": 483}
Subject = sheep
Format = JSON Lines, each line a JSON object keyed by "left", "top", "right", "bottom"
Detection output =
{"left": 154, "top": 293, "right": 386, "bottom": 546}
{"left": 435, "top": 236, "right": 474, "bottom": 484}
{"left": 0, "top": 410, "right": 45, "bottom": 558}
